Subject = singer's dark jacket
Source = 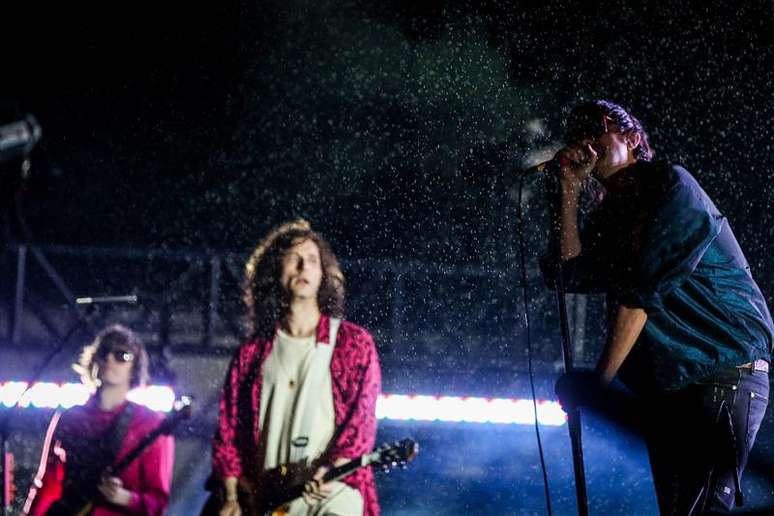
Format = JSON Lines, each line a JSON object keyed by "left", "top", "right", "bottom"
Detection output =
{"left": 542, "top": 160, "right": 773, "bottom": 394}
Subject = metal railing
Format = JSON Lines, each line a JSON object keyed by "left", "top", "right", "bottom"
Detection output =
{"left": 2, "top": 241, "right": 601, "bottom": 375}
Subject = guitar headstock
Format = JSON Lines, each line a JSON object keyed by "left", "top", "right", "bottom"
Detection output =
{"left": 174, "top": 395, "right": 193, "bottom": 416}
{"left": 159, "top": 396, "right": 193, "bottom": 434}
{"left": 372, "top": 438, "right": 419, "bottom": 472}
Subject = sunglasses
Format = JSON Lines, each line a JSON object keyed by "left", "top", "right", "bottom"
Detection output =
{"left": 97, "top": 347, "right": 135, "bottom": 363}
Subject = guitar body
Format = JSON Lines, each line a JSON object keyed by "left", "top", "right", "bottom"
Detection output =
{"left": 28, "top": 400, "right": 192, "bottom": 516}
{"left": 43, "top": 473, "right": 100, "bottom": 516}
{"left": 200, "top": 439, "right": 418, "bottom": 516}
{"left": 44, "top": 496, "right": 93, "bottom": 516}
{"left": 200, "top": 475, "right": 295, "bottom": 516}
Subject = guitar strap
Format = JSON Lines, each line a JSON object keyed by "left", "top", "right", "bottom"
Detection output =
{"left": 288, "top": 317, "right": 340, "bottom": 465}
{"left": 58, "top": 401, "right": 136, "bottom": 506}
{"left": 102, "top": 401, "right": 136, "bottom": 470}
{"left": 23, "top": 410, "right": 63, "bottom": 514}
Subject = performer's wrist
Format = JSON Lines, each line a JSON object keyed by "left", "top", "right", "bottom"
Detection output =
{"left": 560, "top": 177, "right": 583, "bottom": 195}
{"left": 125, "top": 490, "right": 142, "bottom": 512}
{"left": 224, "top": 488, "right": 238, "bottom": 503}
{"left": 223, "top": 476, "right": 239, "bottom": 502}
{"left": 594, "top": 362, "right": 615, "bottom": 385}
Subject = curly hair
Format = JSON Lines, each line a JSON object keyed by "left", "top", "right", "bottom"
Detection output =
{"left": 72, "top": 324, "right": 149, "bottom": 391}
{"left": 566, "top": 99, "right": 654, "bottom": 161}
{"left": 244, "top": 219, "right": 345, "bottom": 340}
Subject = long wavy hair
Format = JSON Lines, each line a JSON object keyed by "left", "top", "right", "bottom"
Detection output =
{"left": 244, "top": 219, "right": 345, "bottom": 340}
{"left": 72, "top": 324, "right": 150, "bottom": 392}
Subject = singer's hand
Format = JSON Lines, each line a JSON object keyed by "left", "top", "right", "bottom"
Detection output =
{"left": 556, "top": 143, "right": 597, "bottom": 186}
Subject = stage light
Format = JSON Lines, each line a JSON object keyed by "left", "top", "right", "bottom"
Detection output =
{"left": 59, "top": 383, "right": 91, "bottom": 408}
{"left": 0, "top": 382, "right": 567, "bottom": 425}
{"left": 0, "top": 382, "right": 28, "bottom": 408}
{"left": 127, "top": 385, "right": 176, "bottom": 412}
{"left": 375, "top": 394, "right": 567, "bottom": 426}
{"left": 27, "top": 382, "right": 60, "bottom": 409}
{"left": 0, "top": 382, "right": 176, "bottom": 412}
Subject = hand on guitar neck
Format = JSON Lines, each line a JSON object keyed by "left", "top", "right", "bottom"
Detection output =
{"left": 211, "top": 438, "right": 419, "bottom": 516}
{"left": 299, "top": 457, "right": 349, "bottom": 507}
{"left": 216, "top": 460, "right": 346, "bottom": 516}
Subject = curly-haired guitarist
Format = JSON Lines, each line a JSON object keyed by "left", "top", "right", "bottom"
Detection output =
{"left": 208, "top": 220, "right": 381, "bottom": 516}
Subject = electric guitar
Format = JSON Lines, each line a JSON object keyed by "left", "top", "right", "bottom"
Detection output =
{"left": 202, "top": 438, "right": 419, "bottom": 516}
{"left": 41, "top": 397, "right": 192, "bottom": 516}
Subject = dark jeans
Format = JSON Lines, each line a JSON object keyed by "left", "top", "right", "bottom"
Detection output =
{"left": 644, "top": 367, "right": 769, "bottom": 515}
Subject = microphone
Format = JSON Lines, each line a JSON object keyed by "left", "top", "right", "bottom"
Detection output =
{"left": 75, "top": 295, "right": 139, "bottom": 305}
{"left": 519, "top": 155, "right": 573, "bottom": 176}
{"left": 0, "top": 115, "right": 42, "bottom": 162}
{"left": 520, "top": 145, "right": 598, "bottom": 176}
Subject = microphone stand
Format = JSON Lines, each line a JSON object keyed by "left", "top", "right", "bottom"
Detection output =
{"left": 1, "top": 292, "right": 141, "bottom": 514}
{"left": 0, "top": 304, "right": 99, "bottom": 516}
{"left": 546, "top": 169, "right": 590, "bottom": 516}
{"left": 517, "top": 164, "right": 589, "bottom": 516}
{"left": 1, "top": 155, "right": 124, "bottom": 514}
{"left": 553, "top": 261, "right": 589, "bottom": 516}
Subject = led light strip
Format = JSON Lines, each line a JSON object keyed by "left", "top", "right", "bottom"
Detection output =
{"left": 0, "top": 382, "right": 176, "bottom": 413}
{"left": 0, "top": 382, "right": 566, "bottom": 426}
{"left": 376, "top": 394, "right": 566, "bottom": 426}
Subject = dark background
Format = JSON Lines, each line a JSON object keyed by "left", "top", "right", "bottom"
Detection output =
{"left": 3, "top": 0, "right": 773, "bottom": 278}
{"left": 2, "top": 1, "right": 774, "bottom": 514}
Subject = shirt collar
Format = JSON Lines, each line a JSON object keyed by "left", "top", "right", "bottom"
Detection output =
{"left": 316, "top": 314, "right": 331, "bottom": 345}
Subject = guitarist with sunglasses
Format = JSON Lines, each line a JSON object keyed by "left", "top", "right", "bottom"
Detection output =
{"left": 24, "top": 325, "right": 175, "bottom": 516}
{"left": 205, "top": 220, "right": 381, "bottom": 516}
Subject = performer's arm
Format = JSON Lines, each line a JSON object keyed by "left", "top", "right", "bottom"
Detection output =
{"left": 540, "top": 145, "right": 611, "bottom": 294}
{"left": 556, "top": 144, "right": 598, "bottom": 261}
{"left": 213, "top": 348, "right": 248, "bottom": 515}
{"left": 618, "top": 165, "right": 724, "bottom": 312}
{"left": 121, "top": 434, "right": 175, "bottom": 515}
{"left": 212, "top": 350, "right": 245, "bottom": 479}
{"left": 596, "top": 305, "right": 648, "bottom": 384}
{"left": 220, "top": 477, "right": 241, "bottom": 516}
{"left": 558, "top": 178, "right": 584, "bottom": 260}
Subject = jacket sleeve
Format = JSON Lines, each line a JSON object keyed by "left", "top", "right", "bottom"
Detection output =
{"left": 617, "top": 165, "right": 723, "bottom": 312}
{"left": 212, "top": 347, "right": 246, "bottom": 479}
{"left": 540, "top": 178, "right": 610, "bottom": 294}
{"left": 327, "top": 329, "right": 381, "bottom": 461}
{"left": 126, "top": 434, "right": 175, "bottom": 516}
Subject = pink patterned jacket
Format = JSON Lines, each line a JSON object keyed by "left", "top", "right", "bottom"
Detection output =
{"left": 212, "top": 315, "right": 381, "bottom": 516}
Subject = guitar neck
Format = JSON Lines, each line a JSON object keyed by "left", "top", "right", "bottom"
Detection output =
{"left": 321, "top": 454, "right": 372, "bottom": 484}
{"left": 271, "top": 454, "right": 371, "bottom": 509}
{"left": 111, "top": 425, "right": 167, "bottom": 474}
{"left": 261, "top": 440, "right": 416, "bottom": 512}
{"left": 111, "top": 405, "right": 189, "bottom": 474}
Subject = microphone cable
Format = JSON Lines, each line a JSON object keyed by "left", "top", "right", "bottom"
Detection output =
{"left": 515, "top": 169, "right": 553, "bottom": 516}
